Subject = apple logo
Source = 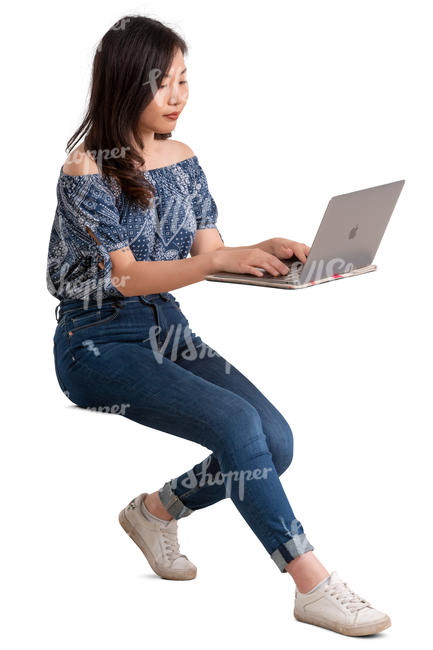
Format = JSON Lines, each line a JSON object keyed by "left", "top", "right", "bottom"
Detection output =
{"left": 349, "top": 224, "right": 359, "bottom": 240}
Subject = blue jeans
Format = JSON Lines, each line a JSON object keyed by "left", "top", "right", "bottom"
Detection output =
{"left": 53, "top": 292, "right": 314, "bottom": 572}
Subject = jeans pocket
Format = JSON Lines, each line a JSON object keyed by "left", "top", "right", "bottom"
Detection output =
{"left": 71, "top": 310, "right": 100, "bottom": 329}
{"left": 66, "top": 304, "right": 121, "bottom": 336}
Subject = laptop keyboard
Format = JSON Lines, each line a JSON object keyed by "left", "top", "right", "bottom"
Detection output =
{"left": 260, "top": 264, "right": 304, "bottom": 283}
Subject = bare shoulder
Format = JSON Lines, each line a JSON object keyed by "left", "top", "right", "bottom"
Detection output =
{"left": 62, "top": 143, "right": 100, "bottom": 176}
{"left": 167, "top": 139, "right": 195, "bottom": 160}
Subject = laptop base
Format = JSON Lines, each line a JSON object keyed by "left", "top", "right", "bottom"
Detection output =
{"left": 204, "top": 264, "right": 377, "bottom": 290}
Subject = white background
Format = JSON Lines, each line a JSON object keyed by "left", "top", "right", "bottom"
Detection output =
{"left": 2, "top": 0, "right": 432, "bottom": 648}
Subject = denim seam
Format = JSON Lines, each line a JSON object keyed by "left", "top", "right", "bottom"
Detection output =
{"left": 214, "top": 446, "right": 288, "bottom": 556}
{"left": 60, "top": 336, "right": 231, "bottom": 452}
{"left": 58, "top": 334, "right": 304, "bottom": 559}
{"left": 66, "top": 305, "right": 120, "bottom": 335}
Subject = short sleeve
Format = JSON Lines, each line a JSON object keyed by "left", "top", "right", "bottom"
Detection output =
{"left": 59, "top": 173, "right": 129, "bottom": 251}
{"left": 58, "top": 173, "right": 130, "bottom": 297}
{"left": 191, "top": 159, "right": 224, "bottom": 243}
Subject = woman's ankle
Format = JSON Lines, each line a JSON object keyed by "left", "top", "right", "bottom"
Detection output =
{"left": 285, "top": 551, "right": 330, "bottom": 592}
{"left": 144, "top": 491, "right": 173, "bottom": 521}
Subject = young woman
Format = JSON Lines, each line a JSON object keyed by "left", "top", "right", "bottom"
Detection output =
{"left": 47, "top": 15, "right": 391, "bottom": 637}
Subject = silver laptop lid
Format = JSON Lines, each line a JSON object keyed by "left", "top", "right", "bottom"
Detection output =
{"left": 297, "top": 179, "right": 405, "bottom": 284}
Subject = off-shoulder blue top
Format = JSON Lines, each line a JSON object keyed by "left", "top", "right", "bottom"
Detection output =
{"left": 46, "top": 155, "right": 223, "bottom": 302}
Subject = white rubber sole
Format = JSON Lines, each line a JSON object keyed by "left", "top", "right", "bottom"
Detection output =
{"left": 294, "top": 609, "right": 392, "bottom": 636}
{"left": 118, "top": 507, "right": 197, "bottom": 581}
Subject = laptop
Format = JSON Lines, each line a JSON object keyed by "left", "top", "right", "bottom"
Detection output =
{"left": 205, "top": 179, "right": 405, "bottom": 290}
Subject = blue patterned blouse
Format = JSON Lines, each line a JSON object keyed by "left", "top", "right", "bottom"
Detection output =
{"left": 46, "top": 155, "right": 223, "bottom": 302}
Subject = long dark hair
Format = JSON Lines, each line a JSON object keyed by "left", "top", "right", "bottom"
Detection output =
{"left": 66, "top": 15, "right": 189, "bottom": 210}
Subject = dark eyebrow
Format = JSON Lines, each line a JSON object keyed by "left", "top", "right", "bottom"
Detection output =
{"left": 163, "top": 67, "right": 187, "bottom": 78}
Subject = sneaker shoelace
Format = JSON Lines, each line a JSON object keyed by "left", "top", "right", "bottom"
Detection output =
{"left": 160, "top": 523, "right": 188, "bottom": 562}
{"left": 325, "top": 580, "right": 372, "bottom": 613}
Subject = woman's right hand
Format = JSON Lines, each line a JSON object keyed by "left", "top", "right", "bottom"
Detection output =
{"left": 209, "top": 247, "right": 290, "bottom": 278}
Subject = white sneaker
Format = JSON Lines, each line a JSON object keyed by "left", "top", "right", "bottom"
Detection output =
{"left": 294, "top": 570, "right": 391, "bottom": 636}
{"left": 118, "top": 492, "right": 197, "bottom": 580}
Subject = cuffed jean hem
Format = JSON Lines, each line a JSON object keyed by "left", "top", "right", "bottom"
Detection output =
{"left": 158, "top": 480, "right": 195, "bottom": 519}
{"left": 271, "top": 535, "right": 315, "bottom": 572}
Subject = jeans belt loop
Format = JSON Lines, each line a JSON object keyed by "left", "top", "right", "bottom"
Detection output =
{"left": 153, "top": 304, "right": 162, "bottom": 346}
{"left": 139, "top": 296, "right": 162, "bottom": 345}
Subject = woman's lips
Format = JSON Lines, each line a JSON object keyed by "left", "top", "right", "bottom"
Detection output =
{"left": 164, "top": 113, "right": 179, "bottom": 120}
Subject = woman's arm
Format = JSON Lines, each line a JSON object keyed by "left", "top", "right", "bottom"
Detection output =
{"left": 232, "top": 237, "right": 310, "bottom": 264}
{"left": 189, "top": 229, "right": 275, "bottom": 257}
{"left": 190, "top": 230, "right": 310, "bottom": 264}
{"left": 110, "top": 246, "right": 218, "bottom": 297}
{"left": 111, "top": 239, "right": 293, "bottom": 296}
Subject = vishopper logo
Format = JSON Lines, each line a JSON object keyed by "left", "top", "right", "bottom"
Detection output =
{"left": 86, "top": 403, "right": 131, "bottom": 415}
{"left": 279, "top": 515, "right": 312, "bottom": 555}
{"left": 126, "top": 191, "right": 208, "bottom": 249}
{"left": 289, "top": 257, "right": 355, "bottom": 281}
{"left": 64, "top": 146, "right": 130, "bottom": 170}
{"left": 82, "top": 339, "right": 100, "bottom": 357}
{"left": 96, "top": 18, "right": 132, "bottom": 52}
{"left": 141, "top": 67, "right": 187, "bottom": 105}
{"left": 51, "top": 264, "right": 130, "bottom": 309}
{"left": 171, "top": 456, "right": 273, "bottom": 502}
{"left": 126, "top": 192, "right": 194, "bottom": 248}
{"left": 145, "top": 323, "right": 232, "bottom": 374}
{"left": 90, "top": 146, "right": 130, "bottom": 172}
{"left": 142, "top": 67, "right": 164, "bottom": 101}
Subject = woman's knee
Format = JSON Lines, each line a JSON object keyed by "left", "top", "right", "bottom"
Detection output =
{"left": 268, "top": 416, "right": 294, "bottom": 475}
{"left": 218, "top": 400, "right": 270, "bottom": 462}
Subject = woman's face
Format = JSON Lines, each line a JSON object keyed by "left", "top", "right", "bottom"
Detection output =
{"left": 139, "top": 47, "right": 189, "bottom": 134}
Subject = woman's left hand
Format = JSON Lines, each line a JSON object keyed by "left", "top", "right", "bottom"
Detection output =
{"left": 269, "top": 238, "right": 311, "bottom": 264}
